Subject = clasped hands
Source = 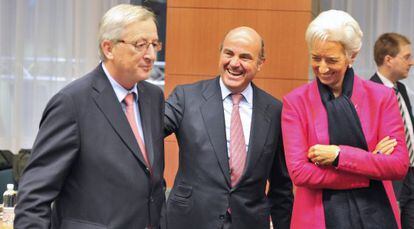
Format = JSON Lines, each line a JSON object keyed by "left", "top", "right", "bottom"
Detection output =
{"left": 308, "top": 136, "right": 397, "bottom": 166}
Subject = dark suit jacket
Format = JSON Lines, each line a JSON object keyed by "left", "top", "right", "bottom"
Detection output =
{"left": 14, "top": 64, "right": 165, "bottom": 229}
{"left": 370, "top": 73, "right": 414, "bottom": 198}
{"left": 164, "top": 77, "right": 293, "bottom": 229}
{"left": 371, "top": 73, "right": 414, "bottom": 123}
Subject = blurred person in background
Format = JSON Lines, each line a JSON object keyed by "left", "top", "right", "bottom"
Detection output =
{"left": 371, "top": 32, "right": 414, "bottom": 229}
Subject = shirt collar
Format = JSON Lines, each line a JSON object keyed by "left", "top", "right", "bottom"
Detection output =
{"left": 376, "top": 71, "right": 396, "bottom": 89}
{"left": 102, "top": 62, "right": 138, "bottom": 103}
{"left": 219, "top": 77, "right": 253, "bottom": 105}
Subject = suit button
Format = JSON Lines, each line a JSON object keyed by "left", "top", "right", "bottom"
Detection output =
{"left": 150, "top": 196, "right": 154, "bottom": 202}
{"left": 219, "top": 215, "right": 225, "bottom": 220}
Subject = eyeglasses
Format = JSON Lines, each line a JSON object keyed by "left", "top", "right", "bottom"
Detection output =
{"left": 396, "top": 54, "right": 413, "bottom": 63}
{"left": 116, "top": 39, "right": 162, "bottom": 52}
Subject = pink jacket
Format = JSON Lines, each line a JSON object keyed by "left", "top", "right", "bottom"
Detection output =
{"left": 282, "top": 75, "right": 409, "bottom": 229}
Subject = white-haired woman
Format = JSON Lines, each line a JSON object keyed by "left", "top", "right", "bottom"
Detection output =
{"left": 282, "top": 10, "right": 408, "bottom": 228}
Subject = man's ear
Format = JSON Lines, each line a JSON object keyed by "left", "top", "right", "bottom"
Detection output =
{"left": 383, "top": 55, "right": 394, "bottom": 67}
{"left": 101, "top": 40, "right": 114, "bottom": 60}
{"left": 257, "top": 58, "right": 265, "bottom": 71}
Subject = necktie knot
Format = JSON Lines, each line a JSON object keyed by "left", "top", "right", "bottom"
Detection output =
{"left": 231, "top": 93, "right": 243, "bottom": 106}
{"left": 393, "top": 87, "right": 399, "bottom": 94}
{"left": 124, "top": 93, "right": 135, "bottom": 107}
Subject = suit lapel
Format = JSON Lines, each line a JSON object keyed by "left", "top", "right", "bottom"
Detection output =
{"left": 309, "top": 76, "right": 366, "bottom": 145}
{"left": 200, "top": 78, "right": 231, "bottom": 187}
{"left": 309, "top": 81, "right": 330, "bottom": 144}
{"left": 91, "top": 65, "right": 149, "bottom": 167}
{"left": 236, "top": 85, "right": 271, "bottom": 187}
{"left": 372, "top": 73, "right": 414, "bottom": 126}
{"left": 137, "top": 83, "right": 155, "bottom": 166}
{"left": 397, "top": 82, "right": 414, "bottom": 120}
{"left": 370, "top": 73, "right": 383, "bottom": 84}
{"left": 351, "top": 75, "right": 369, "bottom": 138}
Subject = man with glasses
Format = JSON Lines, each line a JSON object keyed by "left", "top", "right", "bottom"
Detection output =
{"left": 371, "top": 32, "right": 414, "bottom": 229}
{"left": 14, "top": 4, "right": 165, "bottom": 229}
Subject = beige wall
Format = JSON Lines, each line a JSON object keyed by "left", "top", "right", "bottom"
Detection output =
{"left": 164, "top": 0, "right": 318, "bottom": 187}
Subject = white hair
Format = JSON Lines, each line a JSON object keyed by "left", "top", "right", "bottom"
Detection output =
{"left": 305, "top": 10, "right": 363, "bottom": 58}
{"left": 98, "top": 4, "right": 156, "bottom": 60}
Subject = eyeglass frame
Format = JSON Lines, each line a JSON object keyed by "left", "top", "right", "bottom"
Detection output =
{"left": 395, "top": 54, "right": 413, "bottom": 64}
{"left": 115, "top": 39, "right": 163, "bottom": 53}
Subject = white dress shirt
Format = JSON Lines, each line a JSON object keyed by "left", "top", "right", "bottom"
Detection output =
{"left": 219, "top": 77, "right": 253, "bottom": 157}
{"left": 377, "top": 71, "right": 414, "bottom": 156}
{"left": 102, "top": 63, "right": 145, "bottom": 142}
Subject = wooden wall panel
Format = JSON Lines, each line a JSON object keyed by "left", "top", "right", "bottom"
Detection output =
{"left": 165, "top": 8, "right": 311, "bottom": 80}
{"left": 168, "top": 0, "right": 312, "bottom": 11}
{"left": 164, "top": 75, "right": 211, "bottom": 97}
{"left": 253, "top": 78, "right": 309, "bottom": 99}
{"left": 164, "top": 136, "right": 179, "bottom": 186}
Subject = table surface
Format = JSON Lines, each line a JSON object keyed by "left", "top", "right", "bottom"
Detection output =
{"left": 0, "top": 207, "right": 14, "bottom": 229}
{"left": 0, "top": 221, "right": 14, "bottom": 229}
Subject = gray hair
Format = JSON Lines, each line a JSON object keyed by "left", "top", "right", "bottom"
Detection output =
{"left": 305, "top": 10, "right": 363, "bottom": 59}
{"left": 98, "top": 4, "right": 156, "bottom": 60}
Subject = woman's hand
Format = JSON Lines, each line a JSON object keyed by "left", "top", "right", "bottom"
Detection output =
{"left": 372, "top": 136, "right": 397, "bottom": 155}
{"left": 308, "top": 144, "right": 340, "bottom": 166}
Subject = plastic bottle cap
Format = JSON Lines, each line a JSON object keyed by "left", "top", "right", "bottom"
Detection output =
{"left": 7, "top": 183, "right": 14, "bottom": 190}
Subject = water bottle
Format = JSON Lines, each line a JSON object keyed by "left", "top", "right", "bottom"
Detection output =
{"left": 2, "top": 183, "right": 17, "bottom": 224}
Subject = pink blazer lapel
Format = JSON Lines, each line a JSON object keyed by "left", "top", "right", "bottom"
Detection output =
{"left": 309, "top": 81, "right": 330, "bottom": 145}
{"left": 308, "top": 75, "right": 369, "bottom": 147}
{"left": 351, "top": 75, "right": 373, "bottom": 149}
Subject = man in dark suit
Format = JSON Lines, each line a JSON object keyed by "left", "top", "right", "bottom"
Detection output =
{"left": 370, "top": 32, "right": 414, "bottom": 229}
{"left": 14, "top": 4, "right": 165, "bottom": 229}
{"left": 164, "top": 27, "right": 293, "bottom": 229}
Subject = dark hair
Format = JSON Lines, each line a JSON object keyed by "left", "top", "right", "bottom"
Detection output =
{"left": 374, "top": 33, "right": 411, "bottom": 66}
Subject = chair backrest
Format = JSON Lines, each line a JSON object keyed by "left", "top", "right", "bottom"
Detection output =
{"left": 13, "top": 149, "right": 31, "bottom": 185}
{"left": 0, "top": 150, "right": 16, "bottom": 203}
{"left": 0, "top": 150, "right": 13, "bottom": 170}
{"left": 0, "top": 168, "right": 14, "bottom": 203}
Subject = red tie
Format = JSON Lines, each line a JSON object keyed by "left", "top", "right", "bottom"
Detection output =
{"left": 229, "top": 93, "right": 247, "bottom": 187}
{"left": 124, "top": 93, "right": 150, "bottom": 168}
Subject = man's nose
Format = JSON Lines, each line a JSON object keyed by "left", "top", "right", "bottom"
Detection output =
{"left": 229, "top": 57, "right": 241, "bottom": 67}
{"left": 143, "top": 44, "right": 157, "bottom": 61}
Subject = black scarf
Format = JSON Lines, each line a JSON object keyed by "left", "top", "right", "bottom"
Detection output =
{"left": 317, "top": 68, "right": 397, "bottom": 229}
{"left": 318, "top": 67, "right": 368, "bottom": 149}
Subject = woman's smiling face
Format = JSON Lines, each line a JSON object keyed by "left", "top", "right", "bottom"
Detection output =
{"left": 311, "top": 40, "right": 350, "bottom": 94}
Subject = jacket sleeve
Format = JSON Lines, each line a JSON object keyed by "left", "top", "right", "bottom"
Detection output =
{"left": 164, "top": 86, "right": 185, "bottom": 137}
{"left": 336, "top": 90, "right": 409, "bottom": 180}
{"left": 14, "top": 92, "right": 80, "bottom": 229}
{"left": 282, "top": 96, "right": 370, "bottom": 189}
{"left": 268, "top": 125, "right": 293, "bottom": 229}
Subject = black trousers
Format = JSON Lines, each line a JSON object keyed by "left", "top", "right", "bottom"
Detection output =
{"left": 400, "top": 167, "right": 414, "bottom": 229}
